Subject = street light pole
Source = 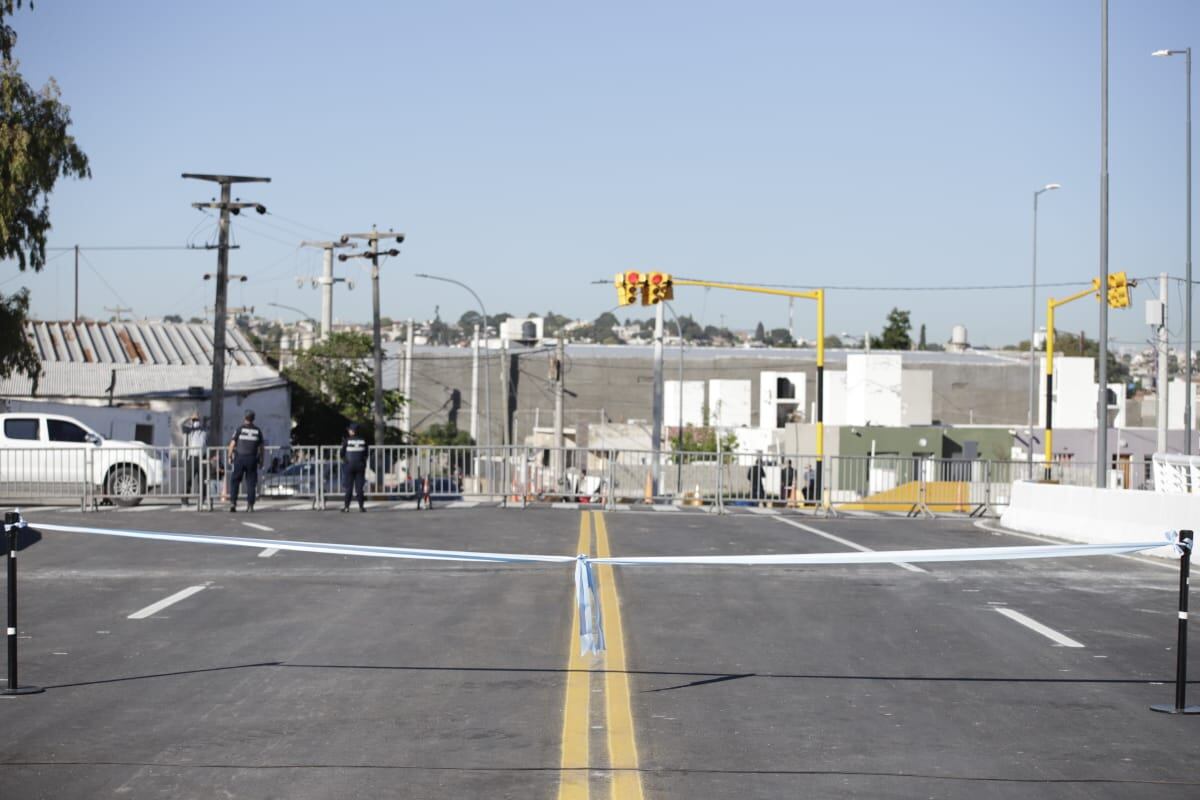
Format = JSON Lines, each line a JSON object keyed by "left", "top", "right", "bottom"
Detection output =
{"left": 1028, "top": 183, "right": 1061, "bottom": 474}
{"left": 1154, "top": 46, "right": 1193, "bottom": 453}
{"left": 413, "top": 273, "right": 493, "bottom": 457}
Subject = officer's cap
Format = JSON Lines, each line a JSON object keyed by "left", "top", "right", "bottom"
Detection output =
{"left": 244, "top": 410, "right": 255, "bottom": 421}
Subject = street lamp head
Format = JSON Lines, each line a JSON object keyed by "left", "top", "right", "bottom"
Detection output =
{"left": 414, "top": 273, "right": 431, "bottom": 279}
{"left": 337, "top": 253, "right": 349, "bottom": 262}
{"left": 1152, "top": 49, "right": 1173, "bottom": 57}
{"left": 1044, "top": 183, "right": 1061, "bottom": 191}
{"left": 385, "top": 248, "right": 400, "bottom": 257}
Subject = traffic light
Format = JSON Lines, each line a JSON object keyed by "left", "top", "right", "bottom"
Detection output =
{"left": 615, "top": 271, "right": 645, "bottom": 305}
{"left": 645, "top": 272, "right": 674, "bottom": 304}
{"left": 1106, "top": 271, "right": 1130, "bottom": 308}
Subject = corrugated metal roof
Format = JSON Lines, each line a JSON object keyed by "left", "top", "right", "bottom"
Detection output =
{"left": 0, "top": 364, "right": 285, "bottom": 399}
{"left": 24, "top": 320, "right": 266, "bottom": 367}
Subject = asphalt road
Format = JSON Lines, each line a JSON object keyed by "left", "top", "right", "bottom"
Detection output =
{"left": 0, "top": 506, "right": 1196, "bottom": 799}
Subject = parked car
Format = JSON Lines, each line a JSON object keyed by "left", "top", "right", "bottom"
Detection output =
{"left": 0, "top": 413, "right": 165, "bottom": 506}
{"left": 260, "top": 461, "right": 338, "bottom": 497}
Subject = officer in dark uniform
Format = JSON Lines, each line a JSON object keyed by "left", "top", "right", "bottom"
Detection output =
{"left": 227, "top": 410, "right": 265, "bottom": 512}
{"left": 340, "top": 422, "right": 368, "bottom": 512}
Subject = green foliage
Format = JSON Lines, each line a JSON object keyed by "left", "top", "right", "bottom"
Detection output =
{"left": 823, "top": 334, "right": 843, "bottom": 348}
{"left": 669, "top": 426, "right": 739, "bottom": 462}
{"left": 543, "top": 311, "right": 572, "bottom": 336}
{"left": 0, "top": 1, "right": 88, "bottom": 388}
{"left": 766, "top": 327, "right": 795, "bottom": 347}
{"left": 918, "top": 323, "right": 927, "bottom": 350}
{"left": 283, "top": 332, "right": 406, "bottom": 444}
{"left": 754, "top": 321, "right": 766, "bottom": 342}
{"left": 871, "top": 307, "right": 912, "bottom": 350}
{"left": 415, "top": 422, "right": 474, "bottom": 447}
{"left": 1009, "top": 329, "right": 1131, "bottom": 386}
{"left": 0, "top": 287, "right": 37, "bottom": 389}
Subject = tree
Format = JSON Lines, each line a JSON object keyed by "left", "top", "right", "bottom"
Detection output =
{"left": 283, "top": 332, "right": 406, "bottom": 444}
{"left": 754, "top": 321, "right": 766, "bottom": 342}
{"left": 416, "top": 422, "right": 474, "bottom": 447}
{"left": 0, "top": 1, "right": 90, "bottom": 386}
{"left": 591, "top": 311, "right": 620, "bottom": 344}
{"left": 823, "top": 334, "right": 843, "bottom": 349}
{"left": 669, "top": 426, "right": 739, "bottom": 462}
{"left": 918, "top": 323, "right": 927, "bottom": 350}
{"left": 871, "top": 308, "right": 912, "bottom": 350}
{"left": 767, "top": 328, "right": 795, "bottom": 347}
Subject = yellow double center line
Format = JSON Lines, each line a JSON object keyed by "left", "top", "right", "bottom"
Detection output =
{"left": 557, "top": 511, "right": 645, "bottom": 800}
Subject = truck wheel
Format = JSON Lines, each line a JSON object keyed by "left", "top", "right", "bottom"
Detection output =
{"left": 106, "top": 465, "right": 146, "bottom": 507}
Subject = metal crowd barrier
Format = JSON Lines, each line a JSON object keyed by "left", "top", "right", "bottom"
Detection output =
{"left": 0, "top": 440, "right": 1124, "bottom": 515}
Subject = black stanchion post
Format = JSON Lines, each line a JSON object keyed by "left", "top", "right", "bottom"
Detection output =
{"left": 4, "top": 511, "right": 43, "bottom": 695}
{"left": 1151, "top": 529, "right": 1198, "bottom": 715}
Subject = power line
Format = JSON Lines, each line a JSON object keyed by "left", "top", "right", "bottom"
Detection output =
{"left": 47, "top": 245, "right": 194, "bottom": 251}
{"left": 78, "top": 250, "right": 131, "bottom": 310}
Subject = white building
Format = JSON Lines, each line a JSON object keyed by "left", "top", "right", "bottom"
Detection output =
{"left": 0, "top": 320, "right": 291, "bottom": 448}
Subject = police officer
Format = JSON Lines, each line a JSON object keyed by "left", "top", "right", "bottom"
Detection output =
{"left": 227, "top": 410, "right": 265, "bottom": 512}
{"left": 340, "top": 422, "right": 368, "bottom": 512}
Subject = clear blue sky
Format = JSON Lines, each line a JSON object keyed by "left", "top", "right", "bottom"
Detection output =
{"left": 4, "top": 0, "right": 1198, "bottom": 348}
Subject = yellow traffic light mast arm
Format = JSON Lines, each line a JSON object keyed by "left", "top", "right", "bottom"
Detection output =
{"left": 672, "top": 278, "right": 824, "bottom": 363}
{"left": 669, "top": 277, "right": 827, "bottom": 507}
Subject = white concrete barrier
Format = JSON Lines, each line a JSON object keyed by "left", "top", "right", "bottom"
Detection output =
{"left": 1000, "top": 481, "right": 1192, "bottom": 559}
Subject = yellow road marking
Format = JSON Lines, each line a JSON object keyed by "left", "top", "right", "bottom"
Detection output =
{"left": 556, "top": 512, "right": 592, "bottom": 800}
{"left": 593, "top": 511, "right": 646, "bottom": 800}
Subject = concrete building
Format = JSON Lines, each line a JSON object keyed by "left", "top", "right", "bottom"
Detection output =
{"left": 383, "top": 343, "right": 1039, "bottom": 446}
{"left": 0, "top": 320, "right": 291, "bottom": 448}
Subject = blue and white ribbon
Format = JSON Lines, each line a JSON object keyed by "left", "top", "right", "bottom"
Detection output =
{"left": 28, "top": 520, "right": 1183, "bottom": 657}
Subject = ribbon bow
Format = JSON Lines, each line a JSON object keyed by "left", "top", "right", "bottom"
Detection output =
{"left": 574, "top": 555, "right": 605, "bottom": 656}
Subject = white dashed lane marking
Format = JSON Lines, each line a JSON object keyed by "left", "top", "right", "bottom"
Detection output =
{"left": 993, "top": 607, "right": 1085, "bottom": 648}
{"left": 774, "top": 517, "right": 928, "bottom": 573}
{"left": 127, "top": 585, "right": 209, "bottom": 620}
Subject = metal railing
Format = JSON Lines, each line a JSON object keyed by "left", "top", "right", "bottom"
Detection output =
{"left": 0, "top": 442, "right": 1152, "bottom": 513}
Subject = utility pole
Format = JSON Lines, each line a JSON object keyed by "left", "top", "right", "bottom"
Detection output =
{"left": 651, "top": 301, "right": 665, "bottom": 495}
{"left": 73, "top": 245, "right": 79, "bottom": 323}
{"left": 470, "top": 324, "right": 480, "bottom": 443}
{"left": 104, "top": 305, "right": 132, "bottom": 321}
{"left": 500, "top": 337, "right": 510, "bottom": 446}
{"left": 205, "top": 305, "right": 254, "bottom": 318}
{"left": 1157, "top": 272, "right": 1170, "bottom": 454}
{"left": 404, "top": 318, "right": 415, "bottom": 436}
{"left": 338, "top": 227, "right": 404, "bottom": 441}
{"left": 553, "top": 336, "right": 565, "bottom": 489}
{"left": 301, "top": 240, "right": 356, "bottom": 340}
{"left": 1096, "top": 0, "right": 1111, "bottom": 488}
{"left": 183, "top": 173, "right": 270, "bottom": 448}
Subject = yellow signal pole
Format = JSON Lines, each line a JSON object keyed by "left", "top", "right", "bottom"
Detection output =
{"left": 671, "top": 279, "right": 827, "bottom": 504}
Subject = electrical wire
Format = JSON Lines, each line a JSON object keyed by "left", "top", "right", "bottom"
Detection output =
{"left": 78, "top": 250, "right": 132, "bottom": 311}
{"left": 672, "top": 277, "right": 1101, "bottom": 292}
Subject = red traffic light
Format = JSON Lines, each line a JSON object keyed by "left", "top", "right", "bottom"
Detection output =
{"left": 650, "top": 273, "right": 663, "bottom": 285}
{"left": 626, "top": 271, "right": 640, "bottom": 284}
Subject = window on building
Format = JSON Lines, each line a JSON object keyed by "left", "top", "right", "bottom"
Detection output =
{"left": 134, "top": 424, "right": 154, "bottom": 445}
{"left": 47, "top": 419, "right": 90, "bottom": 443}
{"left": 4, "top": 418, "right": 39, "bottom": 441}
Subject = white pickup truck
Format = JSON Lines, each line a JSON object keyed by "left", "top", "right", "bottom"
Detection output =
{"left": 0, "top": 412, "right": 165, "bottom": 506}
